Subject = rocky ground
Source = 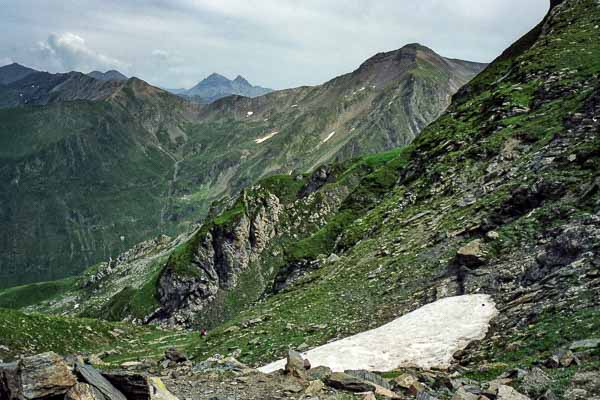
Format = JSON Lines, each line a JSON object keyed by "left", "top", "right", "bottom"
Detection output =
{"left": 3, "top": 340, "right": 598, "bottom": 400}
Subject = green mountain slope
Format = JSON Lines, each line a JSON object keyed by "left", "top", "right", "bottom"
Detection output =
{"left": 25, "top": 0, "right": 598, "bottom": 390}
{"left": 2, "top": 0, "right": 599, "bottom": 398}
{"left": 0, "top": 45, "right": 484, "bottom": 288}
{"left": 175, "top": 0, "right": 598, "bottom": 378}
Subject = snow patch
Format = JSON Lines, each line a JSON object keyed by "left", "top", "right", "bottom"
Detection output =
{"left": 247, "top": 111, "right": 254, "bottom": 117}
{"left": 259, "top": 294, "right": 498, "bottom": 373}
{"left": 322, "top": 131, "right": 336, "bottom": 144}
{"left": 255, "top": 131, "right": 280, "bottom": 144}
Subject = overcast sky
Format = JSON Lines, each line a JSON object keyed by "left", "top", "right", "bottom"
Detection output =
{"left": 0, "top": 0, "right": 548, "bottom": 90}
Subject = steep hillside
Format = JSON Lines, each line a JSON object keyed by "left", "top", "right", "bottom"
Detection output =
{"left": 21, "top": 0, "right": 599, "bottom": 398}
{"left": 172, "top": 0, "right": 599, "bottom": 390}
{"left": 182, "top": 73, "right": 273, "bottom": 103}
{"left": 167, "top": 44, "right": 486, "bottom": 222}
{"left": 0, "top": 45, "right": 483, "bottom": 288}
{"left": 0, "top": 78, "right": 200, "bottom": 287}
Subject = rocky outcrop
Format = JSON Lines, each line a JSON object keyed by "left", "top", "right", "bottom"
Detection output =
{"left": 154, "top": 190, "right": 283, "bottom": 327}
{"left": 0, "top": 352, "right": 77, "bottom": 399}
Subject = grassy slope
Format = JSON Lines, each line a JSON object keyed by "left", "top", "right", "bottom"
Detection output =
{"left": 161, "top": 2, "right": 599, "bottom": 392}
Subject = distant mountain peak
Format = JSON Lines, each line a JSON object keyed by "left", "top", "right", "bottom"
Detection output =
{"left": 181, "top": 72, "right": 272, "bottom": 103}
{"left": 88, "top": 70, "right": 128, "bottom": 82}
{"left": 204, "top": 73, "right": 230, "bottom": 83}
{"left": 233, "top": 75, "right": 250, "bottom": 85}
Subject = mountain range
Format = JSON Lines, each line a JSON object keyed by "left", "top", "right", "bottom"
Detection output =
{"left": 169, "top": 73, "right": 273, "bottom": 103}
{"left": 0, "top": 1, "right": 599, "bottom": 399}
{"left": 0, "top": 44, "right": 485, "bottom": 288}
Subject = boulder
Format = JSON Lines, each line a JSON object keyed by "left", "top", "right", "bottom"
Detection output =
{"left": 285, "top": 350, "right": 307, "bottom": 379}
{"left": 362, "top": 393, "right": 377, "bottom": 400}
{"left": 521, "top": 367, "right": 551, "bottom": 395}
{"left": 569, "top": 338, "right": 600, "bottom": 351}
{"left": 164, "top": 348, "right": 187, "bottom": 363}
{"left": 496, "top": 385, "right": 530, "bottom": 400}
{"left": 148, "top": 377, "right": 179, "bottom": 400}
{"left": 456, "top": 240, "right": 487, "bottom": 267}
{"left": 325, "top": 372, "right": 376, "bottom": 393}
{"left": 545, "top": 349, "right": 578, "bottom": 368}
{"left": 307, "top": 366, "right": 332, "bottom": 381}
{"left": 344, "top": 369, "right": 392, "bottom": 390}
{"left": 65, "top": 383, "right": 105, "bottom": 400}
{"left": 0, "top": 362, "right": 21, "bottom": 399}
{"left": 76, "top": 363, "right": 127, "bottom": 400}
{"left": 393, "top": 373, "right": 420, "bottom": 390}
{"left": 304, "top": 380, "right": 324, "bottom": 396}
{"left": 0, "top": 352, "right": 77, "bottom": 400}
{"left": 452, "top": 387, "right": 479, "bottom": 400}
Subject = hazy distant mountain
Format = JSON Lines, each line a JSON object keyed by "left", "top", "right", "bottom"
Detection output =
{"left": 88, "top": 70, "right": 128, "bottom": 81}
{"left": 177, "top": 73, "right": 273, "bottom": 103}
{"left": 0, "top": 63, "right": 38, "bottom": 85}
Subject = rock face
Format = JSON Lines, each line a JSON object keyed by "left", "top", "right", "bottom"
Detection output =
{"left": 0, "top": 352, "right": 77, "bottom": 399}
{"left": 154, "top": 190, "right": 284, "bottom": 327}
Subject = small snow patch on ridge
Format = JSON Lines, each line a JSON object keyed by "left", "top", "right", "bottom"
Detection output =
{"left": 255, "top": 131, "right": 280, "bottom": 144}
{"left": 322, "top": 131, "right": 336, "bottom": 144}
{"left": 259, "top": 294, "right": 498, "bottom": 373}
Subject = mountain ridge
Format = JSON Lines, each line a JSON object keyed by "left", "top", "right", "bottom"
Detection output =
{"left": 0, "top": 45, "right": 485, "bottom": 288}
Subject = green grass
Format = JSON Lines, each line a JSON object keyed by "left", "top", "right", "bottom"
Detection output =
{"left": 0, "top": 277, "right": 77, "bottom": 309}
{"left": 0, "top": 308, "right": 151, "bottom": 359}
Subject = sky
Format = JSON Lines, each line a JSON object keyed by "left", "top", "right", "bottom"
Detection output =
{"left": 0, "top": 0, "right": 549, "bottom": 90}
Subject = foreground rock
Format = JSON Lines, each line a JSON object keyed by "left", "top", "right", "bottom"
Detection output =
{"left": 65, "top": 383, "right": 105, "bottom": 400}
{"left": 76, "top": 363, "right": 127, "bottom": 400}
{"left": 0, "top": 352, "right": 77, "bottom": 399}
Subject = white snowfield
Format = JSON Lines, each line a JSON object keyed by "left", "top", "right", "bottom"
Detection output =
{"left": 255, "top": 131, "right": 280, "bottom": 144}
{"left": 259, "top": 295, "right": 498, "bottom": 373}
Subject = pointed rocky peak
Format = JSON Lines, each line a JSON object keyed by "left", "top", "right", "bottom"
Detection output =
{"left": 203, "top": 73, "right": 231, "bottom": 85}
{"left": 233, "top": 75, "right": 251, "bottom": 86}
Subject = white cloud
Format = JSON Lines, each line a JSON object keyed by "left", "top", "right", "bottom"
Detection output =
{"left": 0, "top": 1, "right": 549, "bottom": 89}
{"left": 151, "top": 49, "right": 169, "bottom": 60}
{"left": 36, "top": 32, "right": 129, "bottom": 73}
{"left": 0, "top": 57, "right": 13, "bottom": 66}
